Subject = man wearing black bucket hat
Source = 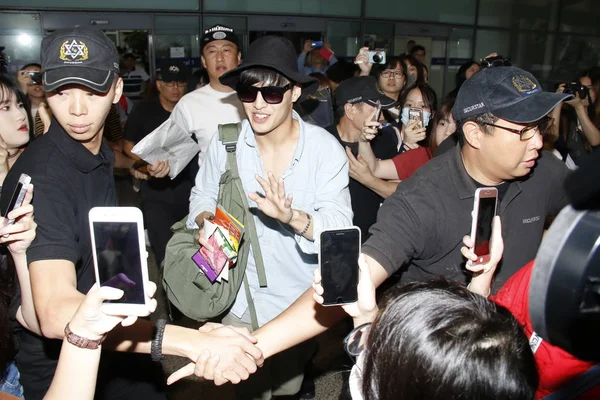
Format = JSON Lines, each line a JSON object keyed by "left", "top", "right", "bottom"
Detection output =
{"left": 1, "top": 27, "right": 265, "bottom": 399}
{"left": 186, "top": 35, "right": 352, "bottom": 399}
{"left": 194, "top": 66, "right": 577, "bottom": 382}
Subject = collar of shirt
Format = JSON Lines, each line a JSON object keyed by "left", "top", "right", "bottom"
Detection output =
{"left": 47, "top": 118, "right": 115, "bottom": 173}
{"left": 450, "top": 143, "right": 523, "bottom": 203}
{"left": 242, "top": 110, "right": 306, "bottom": 176}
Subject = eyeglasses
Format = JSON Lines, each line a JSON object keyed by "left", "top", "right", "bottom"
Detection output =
{"left": 381, "top": 70, "right": 404, "bottom": 79}
{"left": 481, "top": 116, "right": 553, "bottom": 141}
{"left": 160, "top": 81, "right": 186, "bottom": 88}
{"left": 343, "top": 323, "right": 371, "bottom": 358}
{"left": 236, "top": 83, "right": 293, "bottom": 104}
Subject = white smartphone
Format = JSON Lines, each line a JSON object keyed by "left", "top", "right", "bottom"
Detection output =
{"left": 319, "top": 227, "right": 361, "bottom": 306}
{"left": 89, "top": 207, "right": 151, "bottom": 316}
{"left": 371, "top": 100, "right": 382, "bottom": 123}
{"left": 4, "top": 173, "right": 31, "bottom": 225}
{"left": 469, "top": 188, "right": 498, "bottom": 265}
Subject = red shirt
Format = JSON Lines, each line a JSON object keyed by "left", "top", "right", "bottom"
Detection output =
{"left": 492, "top": 261, "right": 600, "bottom": 399}
{"left": 392, "top": 147, "right": 432, "bottom": 180}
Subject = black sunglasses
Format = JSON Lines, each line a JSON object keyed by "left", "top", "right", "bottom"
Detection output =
{"left": 236, "top": 83, "right": 293, "bottom": 104}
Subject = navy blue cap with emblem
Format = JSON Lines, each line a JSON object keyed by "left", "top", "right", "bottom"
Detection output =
{"left": 41, "top": 27, "right": 120, "bottom": 93}
{"left": 453, "top": 66, "right": 573, "bottom": 123}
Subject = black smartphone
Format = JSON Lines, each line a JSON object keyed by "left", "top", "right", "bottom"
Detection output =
{"left": 319, "top": 227, "right": 361, "bottom": 306}
{"left": 4, "top": 173, "right": 31, "bottom": 225}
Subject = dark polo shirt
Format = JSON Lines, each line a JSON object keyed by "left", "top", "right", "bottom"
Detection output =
{"left": 363, "top": 144, "right": 570, "bottom": 291}
{"left": 0, "top": 120, "right": 164, "bottom": 400}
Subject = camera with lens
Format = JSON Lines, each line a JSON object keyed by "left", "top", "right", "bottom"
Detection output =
{"left": 24, "top": 70, "right": 42, "bottom": 85}
{"left": 368, "top": 50, "right": 386, "bottom": 65}
{"left": 480, "top": 55, "right": 512, "bottom": 69}
{"left": 563, "top": 82, "right": 588, "bottom": 99}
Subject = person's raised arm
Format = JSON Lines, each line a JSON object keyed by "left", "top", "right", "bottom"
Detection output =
{"left": 569, "top": 93, "right": 600, "bottom": 147}
{"left": 461, "top": 216, "right": 504, "bottom": 297}
{"left": 346, "top": 148, "right": 399, "bottom": 198}
{"left": 354, "top": 47, "right": 373, "bottom": 77}
{"left": 0, "top": 185, "right": 40, "bottom": 334}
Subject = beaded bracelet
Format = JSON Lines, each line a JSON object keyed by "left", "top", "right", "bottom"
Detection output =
{"left": 298, "top": 213, "right": 312, "bottom": 237}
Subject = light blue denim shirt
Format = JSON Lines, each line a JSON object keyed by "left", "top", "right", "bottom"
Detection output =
{"left": 187, "top": 111, "right": 353, "bottom": 326}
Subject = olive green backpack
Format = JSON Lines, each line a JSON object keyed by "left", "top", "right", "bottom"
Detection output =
{"left": 162, "top": 123, "right": 267, "bottom": 330}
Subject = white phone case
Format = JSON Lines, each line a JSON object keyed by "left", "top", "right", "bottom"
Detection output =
{"left": 89, "top": 207, "right": 151, "bottom": 316}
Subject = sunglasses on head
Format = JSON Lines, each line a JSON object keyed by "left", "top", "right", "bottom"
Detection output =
{"left": 236, "top": 83, "right": 293, "bottom": 104}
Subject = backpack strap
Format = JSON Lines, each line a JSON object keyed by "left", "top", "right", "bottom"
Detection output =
{"left": 218, "top": 123, "right": 267, "bottom": 330}
{"left": 542, "top": 364, "right": 600, "bottom": 400}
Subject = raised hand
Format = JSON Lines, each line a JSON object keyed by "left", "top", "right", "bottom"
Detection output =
{"left": 354, "top": 47, "right": 373, "bottom": 76}
{"left": 248, "top": 172, "right": 293, "bottom": 224}
{"left": 68, "top": 281, "right": 158, "bottom": 342}
{"left": 403, "top": 120, "right": 426, "bottom": 148}
{"left": 360, "top": 108, "right": 381, "bottom": 142}
{"left": 461, "top": 216, "right": 504, "bottom": 275}
{"left": 0, "top": 185, "right": 35, "bottom": 254}
{"left": 312, "top": 254, "right": 379, "bottom": 325}
{"left": 346, "top": 148, "right": 375, "bottom": 185}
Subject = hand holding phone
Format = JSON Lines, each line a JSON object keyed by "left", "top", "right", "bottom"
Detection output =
{"left": 371, "top": 101, "right": 382, "bottom": 123}
{"left": 408, "top": 108, "right": 423, "bottom": 130}
{"left": 319, "top": 227, "right": 361, "bottom": 306}
{"left": 89, "top": 207, "right": 152, "bottom": 316}
{"left": 468, "top": 188, "right": 499, "bottom": 265}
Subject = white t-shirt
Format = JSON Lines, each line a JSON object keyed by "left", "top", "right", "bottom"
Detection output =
{"left": 122, "top": 66, "right": 150, "bottom": 99}
{"left": 170, "top": 84, "right": 245, "bottom": 167}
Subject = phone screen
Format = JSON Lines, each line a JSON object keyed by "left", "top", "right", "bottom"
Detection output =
{"left": 371, "top": 102, "right": 382, "bottom": 123}
{"left": 318, "top": 47, "right": 334, "bottom": 62}
{"left": 5, "top": 181, "right": 25, "bottom": 217}
{"left": 320, "top": 229, "right": 360, "bottom": 305}
{"left": 409, "top": 108, "right": 423, "bottom": 129}
{"left": 93, "top": 221, "right": 145, "bottom": 304}
{"left": 474, "top": 197, "right": 497, "bottom": 258}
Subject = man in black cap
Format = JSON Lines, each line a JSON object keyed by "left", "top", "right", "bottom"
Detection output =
{"left": 326, "top": 76, "right": 399, "bottom": 239}
{"left": 124, "top": 59, "right": 193, "bottom": 266}
{"left": 187, "top": 35, "right": 352, "bottom": 399}
{"left": 0, "top": 27, "right": 264, "bottom": 399}
{"left": 147, "top": 24, "right": 245, "bottom": 179}
{"left": 236, "top": 66, "right": 575, "bottom": 375}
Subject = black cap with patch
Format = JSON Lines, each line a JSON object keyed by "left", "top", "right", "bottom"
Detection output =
{"left": 157, "top": 59, "right": 189, "bottom": 82}
{"left": 41, "top": 27, "right": 120, "bottom": 93}
{"left": 335, "top": 76, "right": 397, "bottom": 109}
{"left": 452, "top": 66, "right": 572, "bottom": 123}
{"left": 201, "top": 25, "right": 239, "bottom": 51}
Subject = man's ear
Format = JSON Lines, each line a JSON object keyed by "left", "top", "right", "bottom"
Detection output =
{"left": 291, "top": 85, "right": 302, "bottom": 103}
{"left": 112, "top": 76, "right": 123, "bottom": 104}
{"left": 462, "top": 120, "right": 484, "bottom": 149}
{"left": 201, "top": 55, "right": 207, "bottom": 69}
{"left": 344, "top": 103, "right": 355, "bottom": 121}
{"left": 236, "top": 51, "right": 242, "bottom": 66}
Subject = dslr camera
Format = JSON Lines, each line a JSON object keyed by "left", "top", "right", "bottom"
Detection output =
{"left": 368, "top": 50, "right": 386, "bottom": 65}
{"left": 563, "top": 82, "right": 588, "bottom": 99}
{"left": 24, "top": 70, "right": 42, "bottom": 85}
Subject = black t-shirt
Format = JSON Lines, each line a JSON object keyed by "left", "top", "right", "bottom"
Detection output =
{"left": 124, "top": 98, "right": 194, "bottom": 198}
{"left": 363, "top": 144, "right": 570, "bottom": 292}
{"left": 1, "top": 121, "right": 165, "bottom": 400}
{"left": 325, "top": 124, "right": 397, "bottom": 241}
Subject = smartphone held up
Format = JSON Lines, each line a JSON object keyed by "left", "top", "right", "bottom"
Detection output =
{"left": 469, "top": 188, "right": 498, "bottom": 265}
{"left": 3, "top": 173, "right": 31, "bottom": 225}
{"left": 89, "top": 207, "right": 152, "bottom": 316}
{"left": 319, "top": 227, "right": 361, "bottom": 306}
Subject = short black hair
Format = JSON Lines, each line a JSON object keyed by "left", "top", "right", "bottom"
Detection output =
{"left": 370, "top": 56, "right": 406, "bottom": 81}
{"left": 456, "top": 60, "right": 479, "bottom": 88}
{"left": 457, "top": 112, "right": 498, "bottom": 146}
{"left": 19, "top": 63, "right": 41, "bottom": 71}
{"left": 122, "top": 53, "right": 136, "bottom": 60}
{"left": 410, "top": 45, "right": 426, "bottom": 55}
{"left": 238, "top": 67, "right": 291, "bottom": 87}
{"left": 326, "top": 61, "right": 359, "bottom": 84}
{"left": 362, "top": 280, "right": 538, "bottom": 400}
